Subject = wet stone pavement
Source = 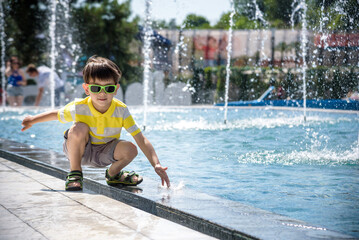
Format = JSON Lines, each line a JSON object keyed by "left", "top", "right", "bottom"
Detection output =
{"left": 0, "top": 157, "right": 215, "bottom": 240}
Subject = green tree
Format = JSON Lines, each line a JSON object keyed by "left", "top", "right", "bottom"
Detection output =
{"left": 233, "top": 0, "right": 290, "bottom": 28}
{"left": 182, "top": 14, "right": 211, "bottom": 29}
{"left": 307, "top": 0, "right": 359, "bottom": 31}
{"left": 262, "top": 0, "right": 292, "bottom": 28}
{"left": 72, "top": 0, "right": 141, "bottom": 96}
{"left": 152, "top": 18, "right": 178, "bottom": 29}
{"left": 233, "top": 0, "right": 359, "bottom": 30}
{"left": 214, "top": 12, "right": 259, "bottom": 29}
{"left": 3, "top": 0, "right": 48, "bottom": 65}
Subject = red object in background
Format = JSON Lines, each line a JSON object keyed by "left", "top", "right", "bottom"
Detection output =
{"left": 314, "top": 33, "right": 359, "bottom": 48}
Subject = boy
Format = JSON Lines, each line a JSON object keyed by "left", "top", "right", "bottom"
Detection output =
{"left": 21, "top": 56, "right": 170, "bottom": 191}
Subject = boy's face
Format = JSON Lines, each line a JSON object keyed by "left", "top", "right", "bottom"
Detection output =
{"left": 83, "top": 78, "right": 120, "bottom": 111}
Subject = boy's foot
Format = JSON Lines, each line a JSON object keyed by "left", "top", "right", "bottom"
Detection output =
{"left": 105, "top": 169, "right": 143, "bottom": 186}
{"left": 65, "top": 170, "right": 83, "bottom": 191}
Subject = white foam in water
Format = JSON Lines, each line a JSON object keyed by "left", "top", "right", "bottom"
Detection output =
{"left": 0, "top": 108, "right": 51, "bottom": 121}
{"left": 158, "top": 180, "right": 185, "bottom": 191}
{"left": 172, "top": 180, "right": 185, "bottom": 191}
{"left": 148, "top": 115, "right": 354, "bottom": 131}
{"left": 157, "top": 180, "right": 186, "bottom": 203}
{"left": 237, "top": 142, "right": 359, "bottom": 166}
{"left": 158, "top": 180, "right": 186, "bottom": 200}
{"left": 130, "top": 107, "right": 191, "bottom": 114}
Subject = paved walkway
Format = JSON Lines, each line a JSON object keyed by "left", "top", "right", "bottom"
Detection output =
{"left": 0, "top": 157, "right": 215, "bottom": 240}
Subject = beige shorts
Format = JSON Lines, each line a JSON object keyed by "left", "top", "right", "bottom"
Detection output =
{"left": 63, "top": 129, "right": 121, "bottom": 168}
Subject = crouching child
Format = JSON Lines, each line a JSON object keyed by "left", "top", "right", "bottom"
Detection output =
{"left": 21, "top": 56, "right": 170, "bottom": 191}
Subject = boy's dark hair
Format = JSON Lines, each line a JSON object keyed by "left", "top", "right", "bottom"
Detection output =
{"left": 26, "top": 64, "right": 38, "bottom": 74}
{"left": 83, "top": 55, "right": 122, "bottom": 84}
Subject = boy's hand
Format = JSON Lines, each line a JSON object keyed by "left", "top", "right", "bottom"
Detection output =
{"left": 21, "top": 116, "right": 34, "bottom": 132}
{"left": 155, "top": 164, "right": 170, "bottom": 187}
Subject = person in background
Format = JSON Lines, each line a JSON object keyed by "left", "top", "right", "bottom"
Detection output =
{"left": 277, "top": 86, "right": 286, "bottom": 99}
{"left": 5, "top": 56, "right": 27, "bottom": 106}
{"left": 26, "top": 64, "right": 65, "bottom": 106}
{"left": 194, "top": 35, "right": 219, "bottom": 67}
{"left": 217, "top": 34, "right": 228, "bottom": 66}
{"left": 344, "top": 90, "right": 359, "bottom": 101}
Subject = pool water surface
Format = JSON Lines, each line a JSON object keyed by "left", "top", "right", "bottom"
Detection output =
{"left": 0, "top": 106, "right": 358, "bottom": 237}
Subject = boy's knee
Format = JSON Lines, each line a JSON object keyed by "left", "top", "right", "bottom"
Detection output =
{"left": 68, "top": 122, "right": 89, "bottom": 141}
{"left": 115, "top": 142, "right": 138, "bottom": 161}
{"left": 124, "top": 142, "right": 138, "bottom": 160}
{"left": 128, "top": 142, "right": 138, "bottom": 159}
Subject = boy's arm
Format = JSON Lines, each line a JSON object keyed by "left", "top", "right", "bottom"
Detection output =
{"left": 21, "top": 110, "right": 59, "bottom": 132}
{"left": 133, "top": 132, "right": 170, "bottom": 187}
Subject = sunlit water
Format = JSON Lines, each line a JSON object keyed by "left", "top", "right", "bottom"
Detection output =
{"left": 1, "top": 106, "right": 358, "bottom": 237}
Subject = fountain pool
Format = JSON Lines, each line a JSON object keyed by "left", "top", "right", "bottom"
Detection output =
{"left": 0, "top": 106, "right": 358, "bottom": 237}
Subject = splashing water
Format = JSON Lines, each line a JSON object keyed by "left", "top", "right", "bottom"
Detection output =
{"left": 58, "top": 0, "right": 81, "bottom": 76}
{"left": 291, "top": 0, "right": 308, "bottom": 122}
{"left": 252, "top": 0, "right": 270, "bottom": 64}
{"left": 174, "top": 21, "right": 188, "bottom": 74}
{"left": 252, "top": 0, "right": 269, "bottom": 27}
{"left": 250, "top": 0, "right": 270, "bottom": 65}
{"left": 146, "top": 113, "right": 354, "bottom": 132}
{"left": 224, "top": 0, "right": 235, "bottom": 124}
{"left": 237, "top": 144, "right": 358, "bottom": 166}
{"left": 318, "top": 0, "right": 329, "bottom": 50}
{"left": 0, "top": 2, "right": 6, "bottom": 109}
{"left": 49, "top": 0, "right": 57, "bottom": 109}
{"left": 142, "top": 0, "right": 153, "bottom": 130}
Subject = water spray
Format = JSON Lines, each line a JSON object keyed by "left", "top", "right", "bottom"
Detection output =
{"left": 49, "top": 0, "right": 57, "bottom": 109}
{"left": 252, "top": 0, "right": 269, "bottom": 65}
{"left": 291, "top": 0, "right": 308, "bottom": 122}
{"left": 0, "top": 1, "right": 6, "bottom": 110}
{"left": 223, "top": 0, "right": 235, "bottom": 124}
{"left": 142, "top": 0, "right": 153, "bottom": 131}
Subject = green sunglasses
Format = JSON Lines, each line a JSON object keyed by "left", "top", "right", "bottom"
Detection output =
{"left": 87, "top": 84, "right": 117, "bottom": 94}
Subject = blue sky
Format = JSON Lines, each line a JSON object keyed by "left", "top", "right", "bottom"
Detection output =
{"left": 128, "top": 0, "right": 231, "bottom": 25}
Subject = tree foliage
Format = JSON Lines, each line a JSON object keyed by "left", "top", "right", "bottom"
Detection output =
{"left": 306, "top": 0, "right": 359, "bottom": 31}
{"left": 231, "top": 0, "right": 359, "bottom": 30}
{"left": 3, "top": 0, "right": 48, "bottom": 65}
{"left": 262, "top": 0, "right": 293, "bottom": 28}
{"left": 72, "top": 0, "right": 140, "bottom": 88}
{"left": 152, "top": 18, "right": 178, "bottom": 29}
{"left": 214, "top": 12, "right": 259, "bottom": 29}
{"left": 155, "top": 0, "right": 358, "bottom": 30}
{"left": 2, "top": 0, "right": 141, "bottom": 86}
{"left": 182, "top": 14, "right": 211, "bottom": 29}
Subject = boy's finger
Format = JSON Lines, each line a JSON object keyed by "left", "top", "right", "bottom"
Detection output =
{"left": 164, "top": 175, "right": 170, "bottom": 187}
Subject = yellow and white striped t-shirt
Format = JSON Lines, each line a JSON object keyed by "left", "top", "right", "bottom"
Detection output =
{"left": 58, "top": 97, "right": 141, "bottom": 144}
